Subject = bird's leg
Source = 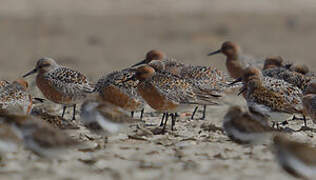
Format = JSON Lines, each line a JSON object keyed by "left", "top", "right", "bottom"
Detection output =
{"left": 72, "top": 104, "right": 76, "bottom": 120}
{"left": 191, "top": 106, "right": 198, "bottom": 120}
{"left": 303, "top": 115, "right": 307, "bottom": 127}
{"left": 292, "top": 115, "right": 307, "bottom": 121}
{"left": 171, "top": 113, "right": 176, "bottom": 131}
{"left": 131, "top": 111, "right": 134, "bottom": 118}
{"left": 272, "top": 121, "right": 276, "bottom": 129}
{"left": 160, "top": 113, "right": 166, "bottom": 126}
{"left": 292, "top": 114, "right": 309, "bottom": 127}
{"left": 201, "top": 105, "right": 207, "bottom": 120}
{"left": 61, "top": 106, "right": 67, "bottom": 118}
{"left": 162, "top": 113, "right": 169, "bottom": 134}
{"left": 140, "top": 109, "right": 144, "bottom": 120}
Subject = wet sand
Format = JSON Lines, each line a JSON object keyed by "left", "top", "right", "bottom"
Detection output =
{"left": 1, "top": 0, "right": 316, "bottom": 179}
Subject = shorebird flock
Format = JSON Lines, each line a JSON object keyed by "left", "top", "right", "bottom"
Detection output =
{"left": 0, "top": 41, "right": 316, "bottom": 179}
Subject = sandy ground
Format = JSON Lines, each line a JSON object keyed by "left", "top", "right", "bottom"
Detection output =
{"left": 1, "top": 0, "right": 316, "bottom": 179}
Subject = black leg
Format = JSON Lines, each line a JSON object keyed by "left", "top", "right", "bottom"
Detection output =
{"left": 140, "top": 109, "right": 144, "bottom": 120}
{"left": 160, "top": 113, "right": 166, "bottom": 126}
{"left": 131, "top": 111, "right": 134, "bottom": 118}
{"left": 303, "top": 115, "right": 307, "bottom": 127}
{"left": 72, "top": 104, "right": 76, "bottom": 120}
{"left": 191, "top": 106, "right": 198, "bottom": 120}
{"left": 171, "top": 113, "right": 176, "bottom": 131}
{"left": 162, "top": 113, "right": 169, "bottom": 133}
{"left": 201, "top": 105, "right": 207, "bottom": 120}
{"left": 62, "top": 106, "right": 67, "bottom": 118}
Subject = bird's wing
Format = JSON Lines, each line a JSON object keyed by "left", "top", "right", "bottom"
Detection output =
{"left": 45, "top": 67, "right": 93, "bottom": 95}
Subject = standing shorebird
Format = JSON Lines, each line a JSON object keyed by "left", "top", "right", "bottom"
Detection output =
{"left": 207, "top": 41, "right": 262, "bottom": 79}
{"left": 23, "top": 57, "right": 93, "bottom": 120}
{"left": 80, "top": 96, "right": 141, "bottom": 135}
{"left": 262, "top": 56, "right": 312, "bottom": 91}
{"left": 0, "top": 79, "right": 33, "bottom": 115}
{"left": 133, "top": 50, "right": 230, "bottom": 120}
{"left": 93, "top": 68, "right": 145, "bottom": 119}
{"left": 127, "top": 65, "right": 221, "bottom": 132}
{"left": 237, "top": 67, "right": 303, "bottom": 127}
{"left": 223, "top": 106, "right": 275, "bottom": 144}
{"left": 273, "top": 135, "right": 316, "bottom": 179}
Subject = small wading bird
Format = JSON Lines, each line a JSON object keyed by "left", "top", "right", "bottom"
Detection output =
{"left": 223, "top": 106, "right": 275, "bottom": 145}
{"left": 93, "top": 68, "right": 145, "bottom": 120}
{"left": 262, "top": 56, "right": 313, "bottom": 91}
{"left": 80, "top": 96, "right": 141, "bottom": 135}
{"left": 0, "top": 110, "right": 80, "bottom": 158}
{"left": 125, "top": 65, "right": 221, "bottom": 133}
{"left": 207, "top": 41, "right": 262, "bottom": 79}
{"left": 0, "top": 79, "right": 33, "bottom": 115}
{"left": 233, "top": 67, "right": 304, "bottom": 128}
{"left": 23, "top": 57, "right": 93, "bottom": 120}
{"left": 133, "top": 50, "right": 229, "bottom": 120}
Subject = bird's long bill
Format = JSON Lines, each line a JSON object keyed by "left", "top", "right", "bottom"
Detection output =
{"left": 207, "top": 49, "right": 221, "bottom": 56}
{"left": 131, "top": 59, "right": 146, "bottom": 67}
{"left": 23, "top": 68, "right": 37, "bottom": 78}
{"left": 229, "top": 77, "right": 242, "bottom": 86}
{"left": 238, "top": 86, "right": 247, "bottom": 96}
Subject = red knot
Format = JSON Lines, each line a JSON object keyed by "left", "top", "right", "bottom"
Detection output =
{"left": 237, "top": 67, "right": 303, "bottom": 128}
{"left": 0, "top": 111, "right": 80, "bottom": 158}
{"left": 93, "top": 68, "right": 145, "bottom": 119}
{"left": 80, "top": 96, "right": 141, "bottom": 135}
{"left": 262, "top": 56, "right": 312, "bottom": 91}
{"left": 0, "top": 79, "right": 33, "bottom": 115}
{"left": 23, "top": 57, "right": 93, "bottom": 120}
{"left": 223, "top": 106, "right": 275, "bottom": 144}
{"left": 133, "top": 50, "right": 229, "bottom": 120}
{"left": 273, "top": 135, "right": 316, "bottom": 179}
{"left": 208, "top": 41, "right": 262, "bottom": 79}
{"left": 128, "top": 65, "right": 221, "bottom": 132}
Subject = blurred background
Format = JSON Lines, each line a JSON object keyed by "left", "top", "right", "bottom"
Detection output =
{"left": 1, "top": 0, "right": 316, "bottom": 81}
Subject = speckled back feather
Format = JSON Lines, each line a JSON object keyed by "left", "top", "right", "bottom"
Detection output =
{"left": 43, "top": 66, "right": 93, "bottom": 102}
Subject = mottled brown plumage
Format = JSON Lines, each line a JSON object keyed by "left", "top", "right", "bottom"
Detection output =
{"left": 23, "top": 57, "right": 93, "bottom": 120}
{"left": 223, "top": 106, "right": 274, "bottom": 144}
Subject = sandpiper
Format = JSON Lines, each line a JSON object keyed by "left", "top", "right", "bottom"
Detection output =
{"left": 23, "top": 57, "right": 93, "bottom": 120}
{"left": 133, "top": 50, "right": 229, "bottom": 120}
{"left": 0, "top": 79, "right": 33, "bottom": 115}
{"left": 93, "top": 68, "right": 145, "bottom": 119}
{"left": 0, "top": 111, "right": 80, "bottom": 158}
{"left": 273, "top": 135, "right": 316, "bottom": 179}
{"left": 262, "top": 56, "right": 312, "bottom": 91}
{"left": 208, "top": 41, "right": 252, "bottom": 79}
{"left": 128, "top": 65, "right": 221, "bottom": 132}
{"left": 80, "top": 96, "right": 141, "bottom": 135}
{"left": 223, "top": 106, "right": 274, "bottom": 144}
{"left": 237, "top": 67, "right": 303, "bottom": 127}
